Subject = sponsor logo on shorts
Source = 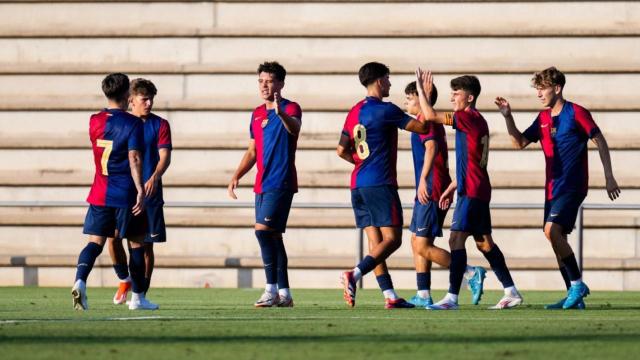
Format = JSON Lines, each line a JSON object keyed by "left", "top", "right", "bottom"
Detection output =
{"left": 264, "top": 217, "right": 272, "bottom": 222}
{"left": 150, "top": 233, "right": 160, "bottom": 238}
{"left": 417, "top": 227, "right": 427, "bottom": 232}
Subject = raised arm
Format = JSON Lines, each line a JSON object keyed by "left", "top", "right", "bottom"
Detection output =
{"left": 274, "top": 92, "right": 301, "bottom": 136}
{"left": 228, "top": 140, "right": 257, "bottom": 199}
{"left": 128, "top": 149, "right": 145, "bottom": 215}
{"left": 415, "top": 68, "right": 453, "bottom": 125}
{"left": 591, "top": 132, "right": 621, "bottom": 200}
{"left": 494, "top": 97, "right": 531, "bottom": 149}
{"left": 337, "top": 134, "right": 355, "bottom": 164}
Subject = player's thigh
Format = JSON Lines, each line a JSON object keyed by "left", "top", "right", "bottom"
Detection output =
{"left": 360, "top": 185, "right": 403, "bottom": 228}
{"left": 83, "top": 205, "right": 118, "bottom": 239}
{"left": 448, "top": 230, "right": 471, "bottom": 250}
{"left": 254, "top": 191, "right": 294, "bottom": 233}
{"left": 451, "top": 196, "right": 491, "bottom": 237}
{"left": 411, "top": 200, "right": 444, "bottom": 239}
{"left": 144, "top": 206, "right": 166, "bottom": 243}
{"left": 544, "top": 192, "right": 585, "bottom": 235}
{"left": 116, "top": 207, "right": 147, "bottom": 243}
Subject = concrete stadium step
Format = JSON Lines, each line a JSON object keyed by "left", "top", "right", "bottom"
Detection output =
{"left": 3, "top": 186, "right": 639, "bottom": 205}
{"left": 2, "top": 111, "right": 639, "bottom": 150}
{"left": 3, "top": 37, "right": 640, "bottom": 74}
{"left": 0, "top": 148, "right": 636, "bottom": 188}
{"left": 1, "top": 206, "right": 638, "bottom": 229}
{"left": 2, "top": 2, "right": 639, "bottom": 37}
{"left": 0, "top": 74, "right": 639, "bottom": 111}
{"left": 0, "top": 226, "right": 637, "bottom": 260}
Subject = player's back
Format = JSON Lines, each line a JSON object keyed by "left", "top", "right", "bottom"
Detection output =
{"left": 342, "top": 97, "right": 410, "bottom": 189}
{"left": 86, "top": 108, "right": 143, "bottom": 208}
{"left": 453, "top": 108, "right": 491, "bottom": 202}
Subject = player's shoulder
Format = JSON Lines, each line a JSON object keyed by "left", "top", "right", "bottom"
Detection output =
{"left": 569, "top": 101, "right": 591, "bottom": 116}
{"left": 252, "top": 103, "right": 268, "bottom": 118}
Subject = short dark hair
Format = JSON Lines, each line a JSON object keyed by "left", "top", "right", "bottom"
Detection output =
{"left": 101, "top": 73, "right": 130, "bottom": 101}
{"left": 130, "top": 78, "right": 157, "bottom": 97}
{"left": 358, "top": 62, "right": 390, "bottom": 87}
{"left": 532, "top": 66, "right": 566, "bottom": 89}
{"left": 405, "top": 81, "right": 438, "bottom": 106}
{"left": 450, "top": 75, "right": 481, "bottom": 101}
{"left": 257, "top": 61, "right": 286, "bottom": 82}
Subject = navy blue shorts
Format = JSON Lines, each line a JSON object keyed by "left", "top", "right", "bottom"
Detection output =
{"left": 83, "top": 205, "right": 146, "bottom": 240}
{"left": 351, "top": 185, "right": 403, "bottom": 228}
{"left": 255, "top": 190, "right": 294, "bottom": 233}
{"left": 544, "top": 192, "right": 586, "bottom": 235}
{"left": 144, "top": 205, "right": 166, "bottom": 243}
{"left": 451, "top": 196, "right": 492, "bottom": 236}
{"left": 410, "top": 199, "right": 448, "bottom": 238}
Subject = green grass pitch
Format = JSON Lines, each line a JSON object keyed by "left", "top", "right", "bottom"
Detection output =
{"left": 1, "top": 287, "right": 639, "bottom": 359}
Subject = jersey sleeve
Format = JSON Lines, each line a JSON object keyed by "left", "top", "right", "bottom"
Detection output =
{"left": 158, "top": 119, "right": 172, "bottom": 149}
{"left": 522, "top": 116, "right": 541, "bottom": 143}
{"left": 419, "top": 120, "right": 436, "bottom": 143}
{"left": 284, "top": 102, "right": 302, "bottom": 120}
{"left": 573, "top": 104, "right": 601, "bottom": 138}
{"left": 384, "top": 103, "right": 411, "bottom": 129}
{"left": 128, "top": 120, "right": 144, "bottom": 151}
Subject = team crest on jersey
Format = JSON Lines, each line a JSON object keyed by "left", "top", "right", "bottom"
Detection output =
{"left": 261, "top": 118, "right": 269, "bottom": 128}
{"left": 550, "top": 126, "right": 557, "bottom": 137}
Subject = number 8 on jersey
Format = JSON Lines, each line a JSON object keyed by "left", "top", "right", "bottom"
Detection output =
{"left": 353, "top": 124, "right": 370, "bottom": 160}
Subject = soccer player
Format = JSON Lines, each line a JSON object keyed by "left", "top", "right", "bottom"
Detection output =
{"left": 495, "top": 67, "right": 620, "bottom": 309}
{"left": 108, "top": 78, "right": 172, "bottom": 305}
{"left": 337, "top": 62, "right": 438, "bottom": 309}
{"left": 72, "top": 73, "right": 158, "bottom": 311}
{"left": 403, "top": 81, "right": 487, "bottom": 307}
{"left": 228, "top": 61, "right": 301, "bottom": 307}
{"left": 415, "top": 69, "right": 523, "bottom": 310}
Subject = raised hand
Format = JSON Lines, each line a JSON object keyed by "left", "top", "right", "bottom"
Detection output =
{"left": 273, "top": 91, "right": 281, "bottom": 115}
{"left": 494, "top": 97, "right": 512, "bottom": 117}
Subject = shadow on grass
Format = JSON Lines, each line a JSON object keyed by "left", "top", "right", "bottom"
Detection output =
{"left": 1, "top": 333, "right": 639, "bottom": 345}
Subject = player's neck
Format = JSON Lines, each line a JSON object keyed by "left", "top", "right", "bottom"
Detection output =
{"left": 366, "top": 89, "right": 383, "bottom": 100}
{"left": 264, "top": 99, "right": 276, "bottom": 109}
{"left": 106, "top": 100, "right": 126, "bottom": 111}
{"left": 550, "top": 98, "right": 565, "bottom": 116}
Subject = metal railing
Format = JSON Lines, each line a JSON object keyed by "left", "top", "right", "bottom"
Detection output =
{"left": 1, "top": 200, "right": 639, "bottom": 286}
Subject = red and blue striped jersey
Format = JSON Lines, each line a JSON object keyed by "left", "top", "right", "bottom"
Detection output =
{"left": 250, "top": 98, "right": 302, "bottom": 194}
{"left": 523, "top": 101, "right": 600, "bottom": 200}
{"left": 448, "top": 108, "right": 492, "bottom": 202}
{"left": 142, "top": 113, "right": 172, "bottom": 206}
{"left": 86, "top": 108, "right": 144, "bottom": 208}
{"left": 411, "top": 114, "right": 452, "bottom": 201}
{"left": 342, "top": 97, "right": 411, "bottom": 189}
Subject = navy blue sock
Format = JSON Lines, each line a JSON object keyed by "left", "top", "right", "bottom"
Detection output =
{"left": 113, "top": 264, "right": 129, "bottom": 281}
{"left": 561, "top": 254, "right": 581, "bottom": 281}
{"left": 128, "top": 247, "right": 146, "bottom": 294}
{"left": 75, "top": 242, "right": 103, "bottom": 282}
{"left": 559, "top": 265, "right": 571, "bottom": 290}
{"left": 416, "top": 272, "right": 430, "bottom": 291}
{"left": 483, "top": 245, "right": 515, "bottom": 288}
{"left": 144, "top": 276, "right": 152, "bottom": 294}
{"left": 448, "top": 249, "right": 467, "bottom": 295}
{"left": 256, "top": 230, "right": 278, "bottom": 284}
{"left": 275, "top": 237, "right": 289, "bottom": 289}
{"left": 376, "top": 273, "right": 394, "bottom": 291}
{"left": 356, "top": 255, "right": 377, "bottom": 276}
